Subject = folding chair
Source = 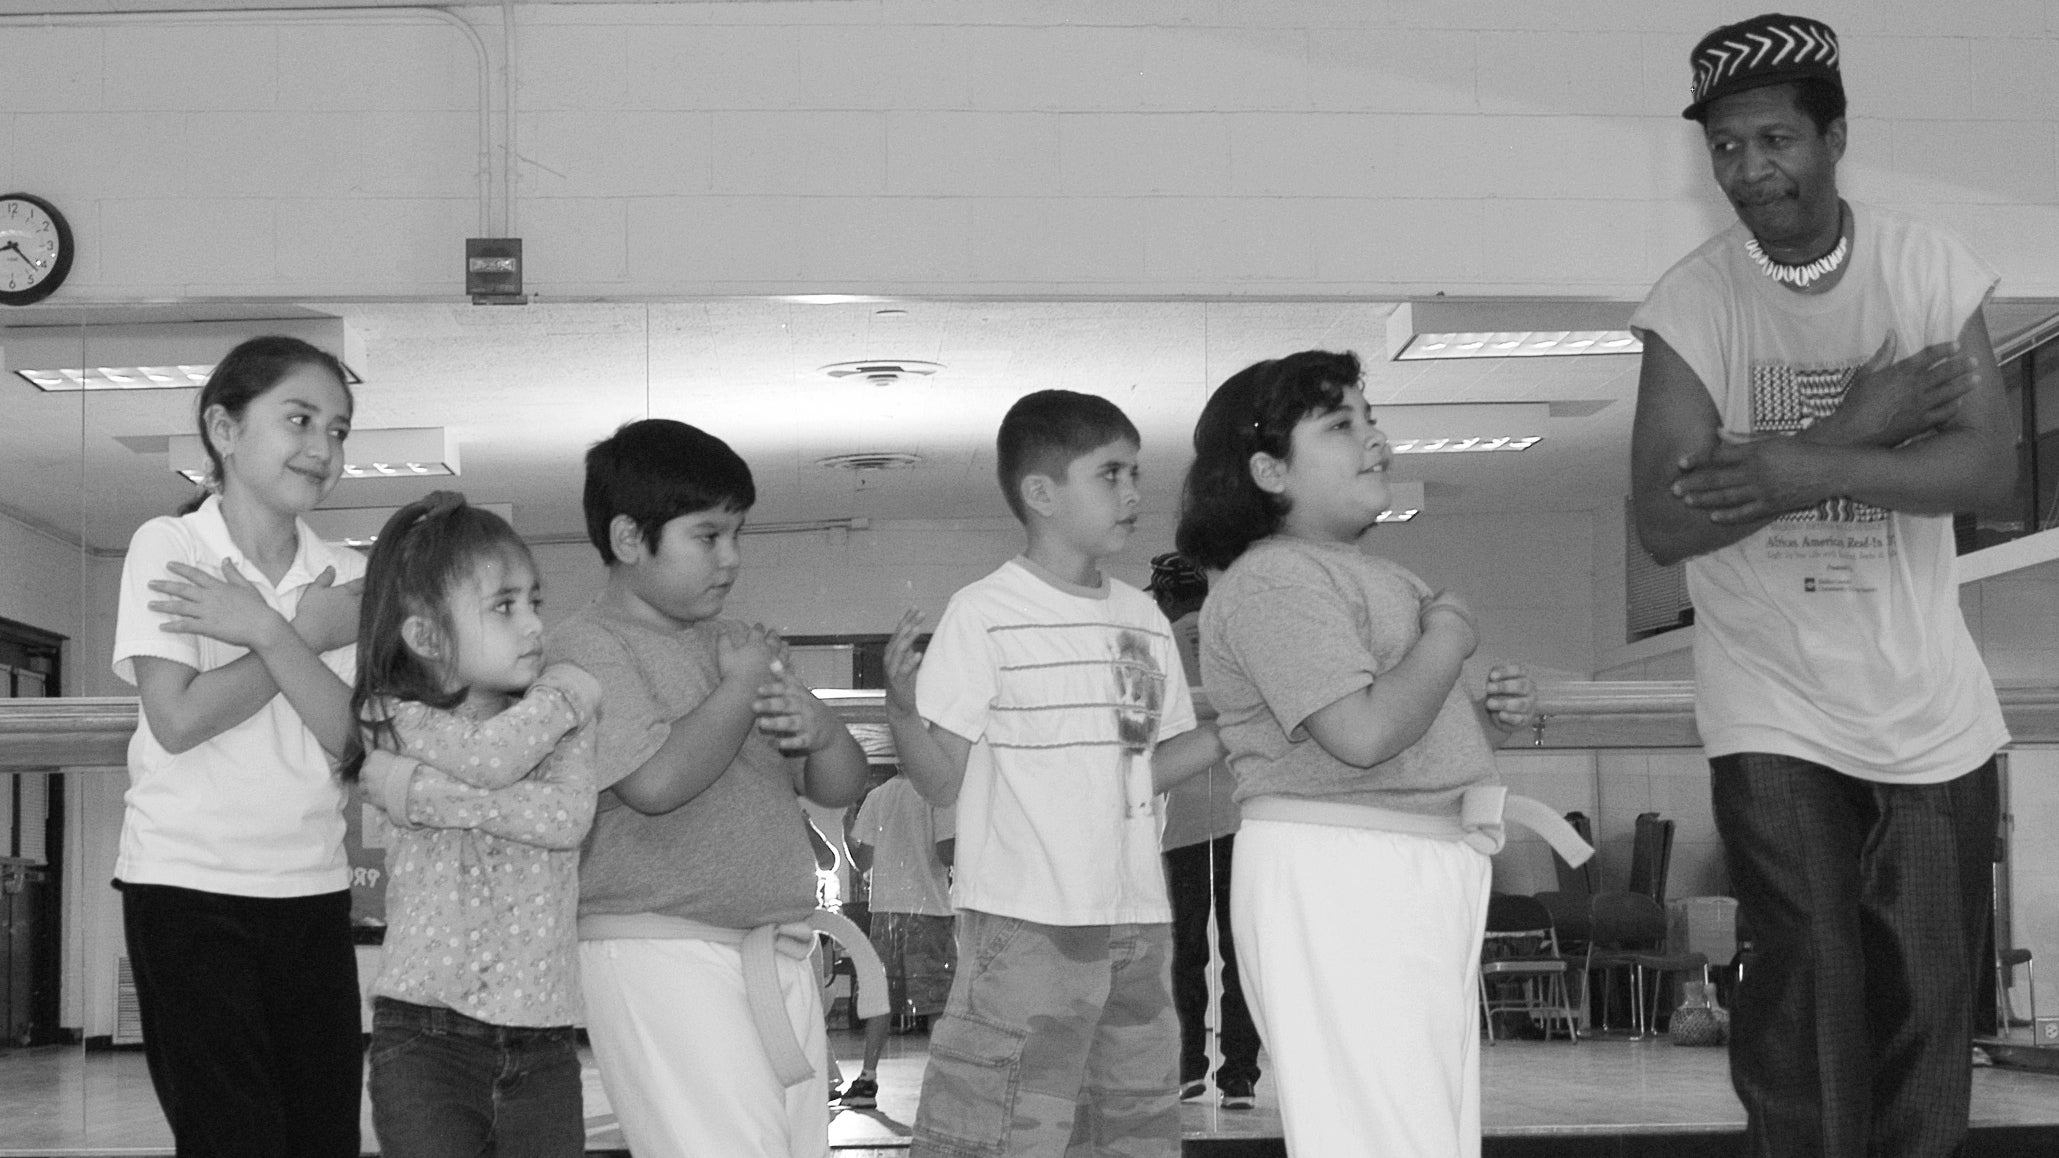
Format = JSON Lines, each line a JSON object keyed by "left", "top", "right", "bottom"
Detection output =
{"left": 1585, "top": 891, "right": 1705, "bottom": 1038}
{"left": 1480, "top": 893, "right": 1580, "bottom": 1043}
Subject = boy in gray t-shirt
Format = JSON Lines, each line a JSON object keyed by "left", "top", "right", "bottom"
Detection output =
{"left": 551, "top": 418, "right": 871, "bottom": 1157}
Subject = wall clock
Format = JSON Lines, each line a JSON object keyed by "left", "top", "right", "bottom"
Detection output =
{"left": 0, "top": 193, "right": 74, "bottom": 306}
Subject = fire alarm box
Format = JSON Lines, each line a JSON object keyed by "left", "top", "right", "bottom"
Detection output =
{"left": 466, "top": 238, "right": 524, "bottom": 304}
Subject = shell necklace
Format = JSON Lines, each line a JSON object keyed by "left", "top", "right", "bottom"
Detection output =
{"left": 1745, "top": 230, "right": 1848, "bottom": 288}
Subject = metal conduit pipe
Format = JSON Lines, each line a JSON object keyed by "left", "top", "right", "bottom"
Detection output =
{"left": 0, "top": 4, "right": 497, "bottom": 236}
{"left": 502, "top": 0, "right": 516, "bottom": 236}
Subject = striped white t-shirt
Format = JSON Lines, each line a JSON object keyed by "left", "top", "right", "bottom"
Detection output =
{"left": 918, "top": 557, "right": 1196, "bottom": 925}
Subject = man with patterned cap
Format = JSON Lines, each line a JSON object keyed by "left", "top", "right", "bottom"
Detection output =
{"left": 1629, "top": 12, "right": 2012, "bottom": 1157}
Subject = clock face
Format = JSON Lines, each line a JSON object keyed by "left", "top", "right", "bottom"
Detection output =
{"left": 0, "top": 194, "right": 74, "bottom": 306}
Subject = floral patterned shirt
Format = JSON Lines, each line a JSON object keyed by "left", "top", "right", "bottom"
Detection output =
{"left": 364, "top": 665, "right": 601, "bottom": 1026}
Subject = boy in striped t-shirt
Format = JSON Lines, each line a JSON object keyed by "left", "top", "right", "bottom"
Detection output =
{"left": 887, "top": 390, "right": 1223, "bottom": 1157}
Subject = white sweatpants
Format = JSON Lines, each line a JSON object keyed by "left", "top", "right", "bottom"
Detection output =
{"left": 580, "top": 938, "right": 830, "bottom": 1158}
{"left": 1231, "top": 819, "right": 1492, "bottom": 1158}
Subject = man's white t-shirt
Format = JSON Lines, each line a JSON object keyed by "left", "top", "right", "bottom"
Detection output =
{"left": 1630, "top": 204, "right": 2008, "bottom": 783}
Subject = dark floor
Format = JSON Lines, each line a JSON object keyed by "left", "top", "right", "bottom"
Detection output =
{"left": 2, "top": 1027, "right": 2056, "bottom": 1155}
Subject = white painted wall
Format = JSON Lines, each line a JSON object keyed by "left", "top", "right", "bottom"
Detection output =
{"left": 3, "top": 2, "right": 2056, "bottom": 301}
{"left": 0, "top": 510, "right": 85, "bottom": 693}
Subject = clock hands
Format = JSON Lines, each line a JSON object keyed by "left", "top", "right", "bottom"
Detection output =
{"left": 0, "top": 239, "right": 44, "bottom": 269}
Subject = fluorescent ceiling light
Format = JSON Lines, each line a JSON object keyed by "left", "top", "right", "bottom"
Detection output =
{"left": 1396, "top": 330, "right": 1641, "bottom": 360}
{"left": 1370, "top": 402, "right": 1548, "bottom": 452}
{"left": 17, "top": 361, "right": 364, "bottom": 392}
{"left": 170, "top": 427, "right": 458, "bottom": 485}
{"left": 307, "top": 502, "right": 512, "bottom": 548}
{"left": 18, "top": 365, "right": 215, "bottom": 391}
{"left": 1378, "top": 481, "right": 1424, "bottom": 523}
{"left": 775, "top": 295, "right": 897, "bottom": 305}
{"left": 3, "top": 316, "right": 362, "bottom": 390}
{"left": 1390, "top": 436, "right": 1541, "bottom": 453}
{"left": 1386, "top": 301, "right": 1641, "bottom": 361}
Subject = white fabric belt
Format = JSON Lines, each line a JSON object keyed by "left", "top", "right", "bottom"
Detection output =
{"left": 579, "top": 910, "right": 887, "bottom": 1088}
{"left": 1241, "top": 787, "right": 1595, "bottom": 867}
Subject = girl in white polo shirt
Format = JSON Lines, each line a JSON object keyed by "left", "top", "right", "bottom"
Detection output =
{"left": 112, "top": 336, "right": 367, "bottom": 1158}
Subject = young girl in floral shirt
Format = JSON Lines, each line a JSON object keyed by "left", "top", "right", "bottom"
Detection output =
{"left": 346, "top": 492, "right": 601, "bottom": 1158}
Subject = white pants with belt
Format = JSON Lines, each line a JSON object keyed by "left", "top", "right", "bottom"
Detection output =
{"left": 581, "top": 938, "right": 830, "bottom": 1158}
{"left": 1232, "top": 818, "right": 1492, "bottom": 1158}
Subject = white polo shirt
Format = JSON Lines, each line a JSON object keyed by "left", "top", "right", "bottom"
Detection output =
{"left": 112, "top": 496, "right": 365, "bottom": 896}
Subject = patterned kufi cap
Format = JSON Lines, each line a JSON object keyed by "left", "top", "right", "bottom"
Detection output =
{"left": 1683, "top": 12, "right": 1841, "bottom": 121}
{"left": 1145, "top": 552, "right": 1208, "bottom": 607}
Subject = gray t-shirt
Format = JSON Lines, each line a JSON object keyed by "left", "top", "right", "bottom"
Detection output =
{"left": 548, "top": 603, "right": 818, "bottom": 929}
{"left": 1200, "top": 537, "right": 1499, "bottom": 816}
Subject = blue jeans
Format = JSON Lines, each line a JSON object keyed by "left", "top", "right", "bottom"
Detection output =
{"left": 368, "top": 998, "right": 584, "bottom": 1158}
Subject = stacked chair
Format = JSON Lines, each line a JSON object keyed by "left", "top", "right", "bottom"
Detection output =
{"left": 1526, "top": 811, "right": 1711, "bottom": 1038}
{"left": 1583, "top": 891, "right": 1705, "bottom": 1038}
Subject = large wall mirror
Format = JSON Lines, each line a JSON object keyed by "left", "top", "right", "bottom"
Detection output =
{"left": 0, "top": 298, "right": 1655, "bottom": 1148}
{"left": 7, "top": 297, "right": 2055, "bottom": 1148}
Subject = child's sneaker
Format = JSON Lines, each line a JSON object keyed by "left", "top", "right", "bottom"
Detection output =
{"left": 1178, "top": 1078, "right": 1209, "bottom": 1102}
{"left": 839, "top": 1076, "right": 879, "bottom": 1109}
{"left": 1219, "top": 1077, "right": 1256, "bottom": 1110}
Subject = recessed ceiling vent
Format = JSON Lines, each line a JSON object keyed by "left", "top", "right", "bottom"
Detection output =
{"left": 816, "top": 452, "right": 924, "bottom": 472}
{"left": 819, "top": 360, "right": 943, "bottom": 387}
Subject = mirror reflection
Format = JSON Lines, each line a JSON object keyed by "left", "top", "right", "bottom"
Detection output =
{"left": 3, "top": 298, "right": 2056, "bottom": 1152}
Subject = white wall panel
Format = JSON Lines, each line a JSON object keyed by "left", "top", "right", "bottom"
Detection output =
{"left": 4, "top": 2, "right": 2054, "bottom": 298}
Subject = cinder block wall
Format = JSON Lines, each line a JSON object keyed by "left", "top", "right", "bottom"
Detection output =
{"left": 3, "top": 1, "right": 2054, "bottom": 301}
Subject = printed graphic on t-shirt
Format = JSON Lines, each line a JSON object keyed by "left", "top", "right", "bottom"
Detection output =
{"left": 1752, "top": 360, "right": 1889, "bottom": 525}
{"left": 1112, "top": 628, "right": 1165, "bottom": 819}
{"left": 1111, "top": 629, "right": 1165, "bottom": 755}
{"left": 1749, "top": 358, "right": 1896, "bottom": 594}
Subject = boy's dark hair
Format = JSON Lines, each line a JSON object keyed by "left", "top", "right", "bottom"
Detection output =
{"left": 1175, "top": 350, "right": 1362, "bottom": 572}
{"left": 342, "top": 491, "right": 534, "bottom": 781}
{"left": 583, "top": 418, "right": 755, "bottom": 564}
{"left": 179, "top": 335, "right": 354, "bottom": 514}
{"left": 994, "top": 390, "right": 1141, "bottom": 521}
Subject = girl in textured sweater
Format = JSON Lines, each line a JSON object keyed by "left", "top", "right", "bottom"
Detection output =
{"left": 346, "top": 492, "right": 602, "bottom": 1158}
